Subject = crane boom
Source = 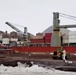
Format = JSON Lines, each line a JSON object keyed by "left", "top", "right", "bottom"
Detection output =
{"left": 59, "top": 24, "right": 76, "bottom": 28}
{"left": 5, "top": 22, "right": 25, "bottom": 35}
{"left": 5, "top": 22, "right": 29, "bottom": 46}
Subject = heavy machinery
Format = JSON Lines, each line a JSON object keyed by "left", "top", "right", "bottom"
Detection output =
{"left": 52, "top": 12, "right": 76, "bottom": 59}
{"left": 5, "top": 22, "right": 29, "bottom": 46}
{"left": 52, "top": 46, "right": 70, "bottom": 59}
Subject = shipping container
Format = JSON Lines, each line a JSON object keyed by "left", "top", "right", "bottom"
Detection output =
{"left": 63, "top": 34, "right": 69, "bottom": 43}
{"left": 45, "top": 33, "right": 52, "bottom": 40}
{"left": 63, "top": 31, "right": 76, "bottom": 46}
{"left": 10, "top": 38, "right": 18, "bottom": 42}
{"left": 69, "top": 32, "right": 76, "bottom": 43}
{"left": 17, "top": 41, "right": 24, "bottom": 45}
{"left": 31, "top": 39, "right": 44, "bottom": 43}
{"left": 69, "top": 39, "right": 76, "bottom": 43}
{"left": 10, "top": 41, "right": 17, "bottom": 46}
{"left": 63, "top": 39, "right": 69, "bottom": 43}
{"left": 64, "top": 31, "right": 76, "bottom": 43}
{"left": 2, "top": 38, "right": 10, "bottom": 44}
{"left": 45, "top": 39, "right": 51, "bottom": 43}
{"left": 45, "top": 36, "right": 51, "bottom": 39}
{"left": 45, "top": 33, "right": 52, "bottom": 37}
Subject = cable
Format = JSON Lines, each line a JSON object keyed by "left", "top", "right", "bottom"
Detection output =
{"left": 59, "top": 14, "right": 76, "bottom": 20}
{"left": 60, "top": 13, "right": 76, "bottom": 18}
{"left": 59, "top": 12, "right": 76, "bottom": 20}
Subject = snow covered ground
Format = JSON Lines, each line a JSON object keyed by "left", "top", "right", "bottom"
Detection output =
{"left": 0, "top": 62, "right": 76, "bottom": 75}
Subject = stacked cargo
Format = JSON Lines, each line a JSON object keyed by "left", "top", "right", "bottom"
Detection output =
{"left": 31, "top": 38, "right": 44, "bottom": 43}
{"left": 2, "top": 31, "right": 10, "bottom": 45}
{"left": 63, "top": 34, "right": 69, "bottom": 45}
{"left": 2, "top": 38, "right": 10, "bottom": 45}
{"left": 45, "top": 33, "right": 52, "bottom": 43}
{"left": 10, "top": 31, "right": 18, "bottom": 46}
{"left": 69, "top": 31, "right": 76, "bottom": 43}
{"left": 63, "top": 31, "right": 76, "bottom": 46}
{"left": 31, "top": 35, "right": 44, "bottom": 43}
{"left": 68, "top": 31, "right": 76, "bottom": 46}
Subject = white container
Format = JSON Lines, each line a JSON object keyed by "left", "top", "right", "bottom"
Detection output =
{"left": 10, "top": 38, "right": 18, "bottom": 42}
{"left": 63, "top": 31, "right": 76, "bottom": 43}
{"left": 0, "top": 34, "right": 2, "bottom": 40}
{"left": 69, "top": 31, "right": 76, "bottom": 43}
{"left": 63, "top": 34, "right": 69, "bottom": 43}
{"left": 2, "top": 38, "right": 10, "bottom": 44}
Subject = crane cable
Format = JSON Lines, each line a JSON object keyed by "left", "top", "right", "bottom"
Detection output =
{"left": 59, "top": 12, "right": 76, "bottom": 20}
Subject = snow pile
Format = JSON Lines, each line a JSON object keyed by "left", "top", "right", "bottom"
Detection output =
{"left": 0, "top": 63, "right": 75, "bottom": 75}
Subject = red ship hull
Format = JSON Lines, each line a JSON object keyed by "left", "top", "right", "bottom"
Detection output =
{"left": 10, "top": 46, "right": 76, "bottom": 53}
{"left": 0, "top": 46, "right": 76, "bottom": 58}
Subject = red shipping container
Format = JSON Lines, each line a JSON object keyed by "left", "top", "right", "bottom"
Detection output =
{"left": 45, "top": 33, "right": 52, "bottom": 39}
{"left": 45, "top": 33, "right": 52, "bottom": 37}
{"left": 45, "top": 36, "right": 51, "bottom": 39}
{"left": 45, "top": 39, "right": 51, "bottom": 43}
{"left": 31, "top": 39, "right": 44, "bottom": 43}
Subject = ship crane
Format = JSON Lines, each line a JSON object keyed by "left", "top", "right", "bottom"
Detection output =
{"left": 5, "top": 22, "right": 28, "bottom": 46}
{"left": 5, "top": 22, "right": 27, "bottom": 36}
{"left": 52, "top": 12, "right": 76, "bottom": 59}
{"left": 51, "top": 12, "right": 76, "bottom": 47}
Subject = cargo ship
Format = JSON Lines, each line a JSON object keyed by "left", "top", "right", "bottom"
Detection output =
{"left": 0, "top": 12, "right": 76, "bottom": 60}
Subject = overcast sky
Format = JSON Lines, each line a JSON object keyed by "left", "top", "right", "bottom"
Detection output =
{"left": 0, "top": 0, "right": 76, "bottom": 35}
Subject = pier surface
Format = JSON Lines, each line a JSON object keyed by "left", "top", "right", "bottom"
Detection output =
{"left": 0, "top": 54, "right": 76, "bottom": 72}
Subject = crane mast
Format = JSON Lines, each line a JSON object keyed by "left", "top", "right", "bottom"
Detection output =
{"left": 51, "top": 12, "right": 76, "bottom": 47}
{"left": 51, "top": 12, "right": 61, "bottom": 46}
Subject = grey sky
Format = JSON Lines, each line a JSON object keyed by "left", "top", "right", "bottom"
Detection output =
{"left": 0, "top": 0, "right": 76, "bottom": 35}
